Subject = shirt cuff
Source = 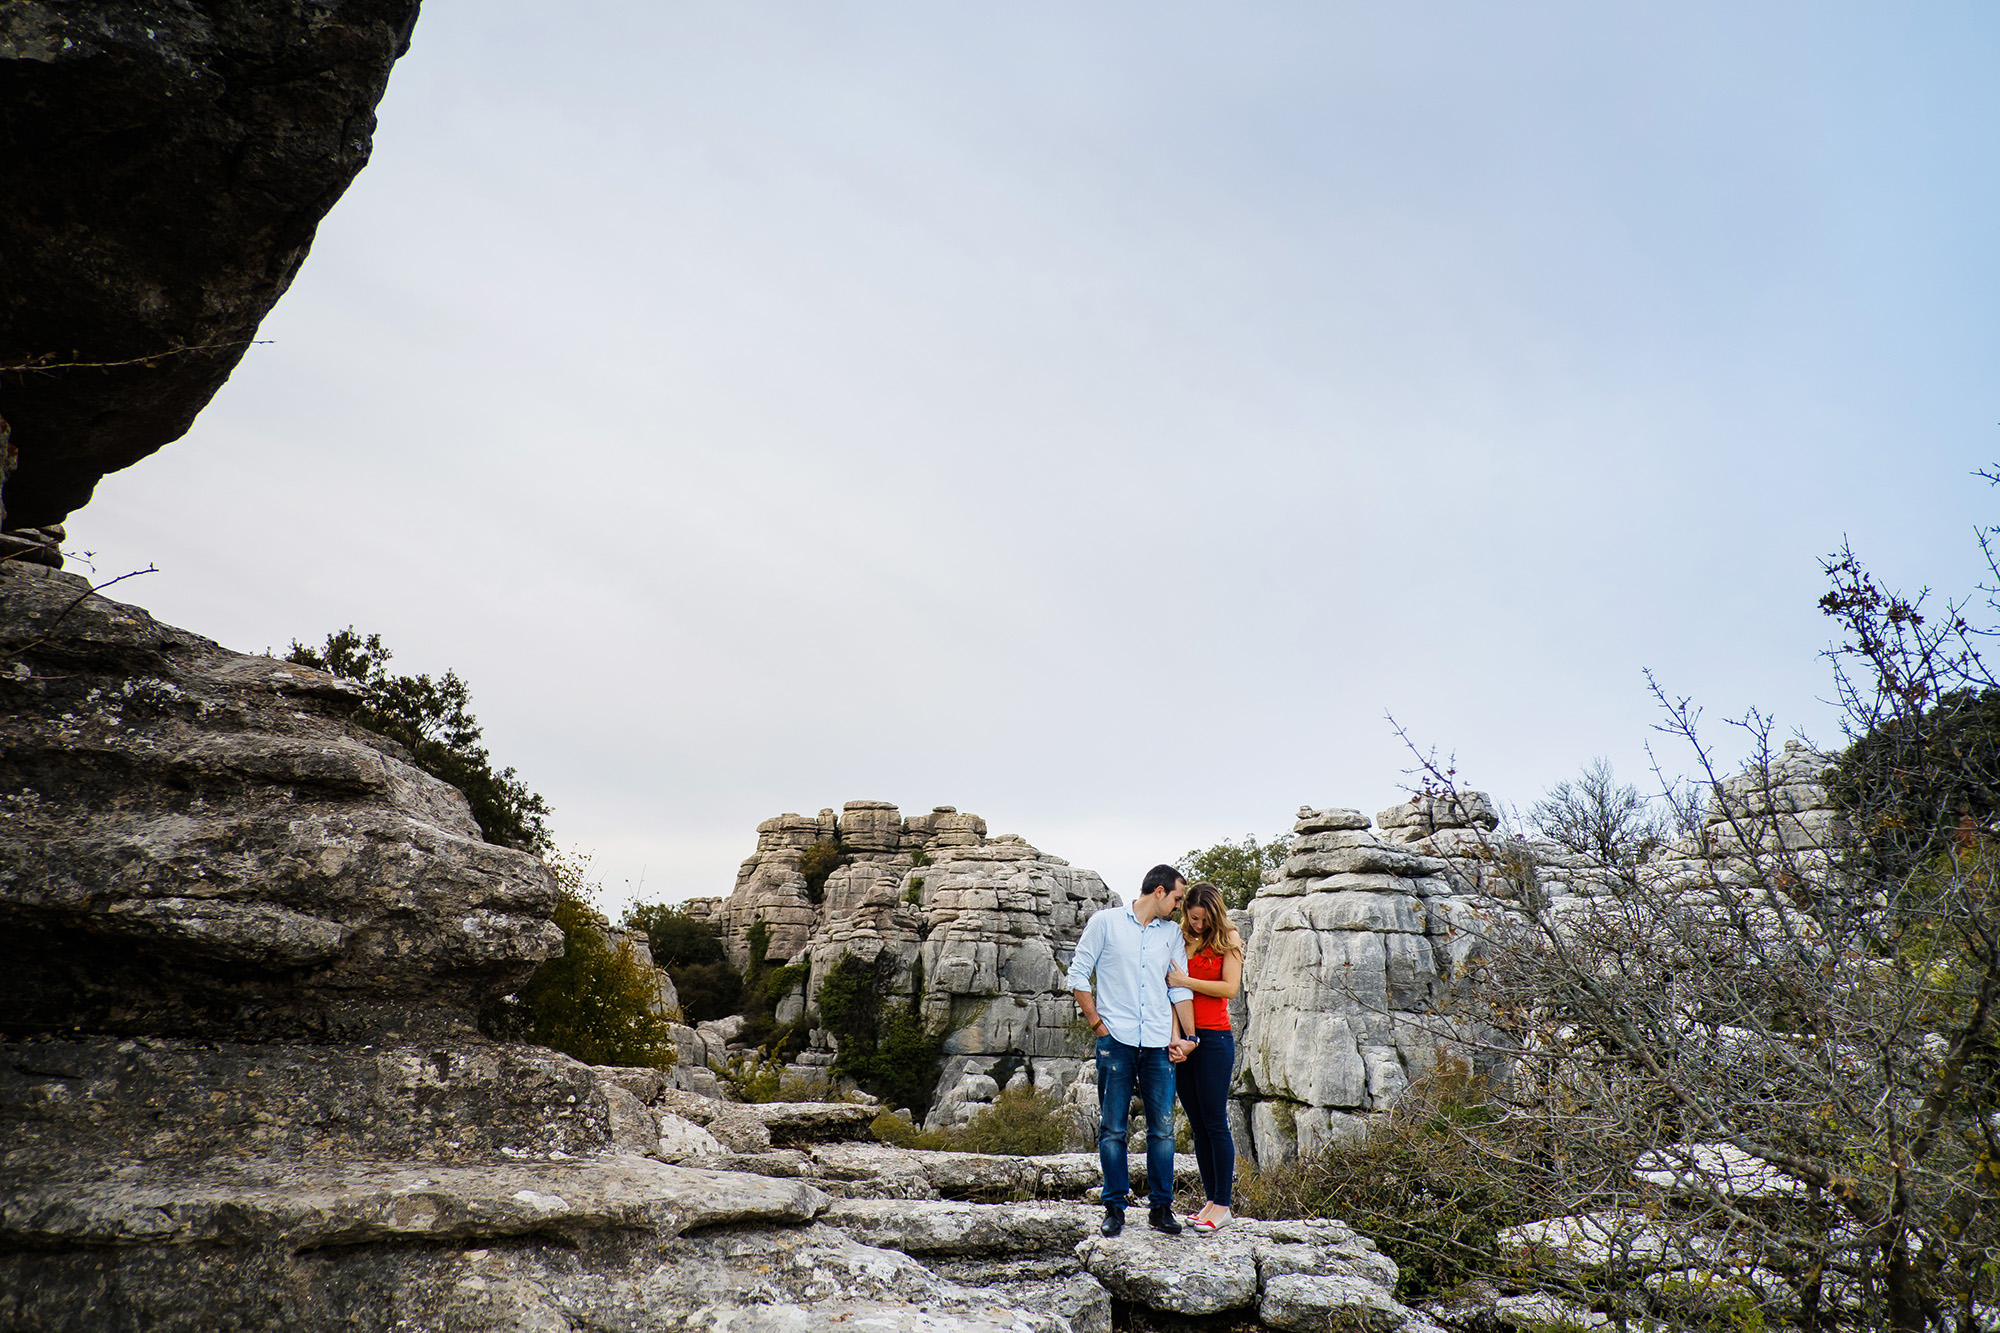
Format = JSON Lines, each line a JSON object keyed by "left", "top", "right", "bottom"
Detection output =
{"left": 1167, "top": 986, "right": 1193, "bottom": 1004}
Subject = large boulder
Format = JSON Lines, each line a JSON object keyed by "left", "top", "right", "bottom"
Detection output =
{"left": 0, "top": 0, "right": 421, "bottom": 529}
{"left": 0, "top": 563, "right": 559, "bottom": 1040}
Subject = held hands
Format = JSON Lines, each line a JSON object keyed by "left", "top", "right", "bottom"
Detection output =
{"left": 1167, "top": 1037, "right": 1197, "bottom": 1063}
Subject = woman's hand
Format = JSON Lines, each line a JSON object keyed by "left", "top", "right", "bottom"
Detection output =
{"left": 1165, "top": 968, "right": 1192, "bottom": 988}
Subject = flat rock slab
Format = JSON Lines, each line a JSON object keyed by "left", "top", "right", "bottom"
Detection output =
{"left": 5, "top": 1213, "right": 1083, "bottom": 1332}
{"left": 1075, "top": 1216, "right": 1404, "bottom": 1318}
{"left": 823, "top": 1198, "right": 1100, "bottom": 1255}
{"left": 1262, "top": 1273, "right": 1445, "bottom": 1333}
{"left": 733, "top": 1099, "right": 882, "bottom": 1145}
{"left": 0, "top": 1155, "right": 828, "bottom": 1250}
{"left": 652, "top": 1091, "right": 881, "bottom": 1152}
{"left": 809, "top": 1143, "right": 1100, "bottom": 1202}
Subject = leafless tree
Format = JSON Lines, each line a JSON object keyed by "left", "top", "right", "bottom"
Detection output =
{"left": 1393, "top": 523, "right": 2000, "bottom": 1333}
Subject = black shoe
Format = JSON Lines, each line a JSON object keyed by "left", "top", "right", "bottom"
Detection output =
{"left": 1148, "top": 1205, "right": 1184, "bottom": 1235}
{"left": 1101, "top": 1205, "right": 1125, "bottom": 1237}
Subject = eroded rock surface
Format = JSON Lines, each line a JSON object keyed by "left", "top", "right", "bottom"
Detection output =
{"left": 0, "top": 564, "right": 559, "bottom": 1041}
{"left": 1076, "top": 1217, "right": 1433, "bottom": 1329}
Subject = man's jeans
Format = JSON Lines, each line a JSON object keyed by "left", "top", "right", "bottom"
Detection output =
{"left": 1095, "top": 1034, "right": 1176, "bottom": 1209}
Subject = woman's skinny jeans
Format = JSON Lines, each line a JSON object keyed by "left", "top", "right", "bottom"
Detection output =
{"left": 1174, "top": 1029, "right": 1235, "bottom": 1207}
{"left": 1095, "top": 1034, "right": 1177, "bottom": 1209}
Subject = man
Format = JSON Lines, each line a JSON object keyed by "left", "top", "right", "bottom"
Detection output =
{"left": 1065, "top": 863, "right": 1200, "bottom": 1237}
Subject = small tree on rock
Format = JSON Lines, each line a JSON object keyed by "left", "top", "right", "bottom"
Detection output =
{"left": 286, "top": 628, "right": 551, "bottom": 852}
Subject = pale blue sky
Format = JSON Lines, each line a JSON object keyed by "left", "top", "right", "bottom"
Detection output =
{"left": 80, "top": 3, "right": 2000, "bottom": 909}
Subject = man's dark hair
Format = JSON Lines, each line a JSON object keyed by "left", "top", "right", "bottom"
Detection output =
{"left": 1140, "top": 864, "right": 1185, "bottom": 897}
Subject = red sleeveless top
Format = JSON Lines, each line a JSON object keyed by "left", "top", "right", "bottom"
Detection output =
{"left": 1186, "top": 950, "right": 1231, "bottom": 1031}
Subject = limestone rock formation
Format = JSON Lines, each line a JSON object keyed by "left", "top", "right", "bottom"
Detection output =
{"left": 1233, "top": 805, "right": 1464, "bottom": 1163}
{"left": 0, "top": 0, "right": 422, "bottom": 529}
{"left": 684, "top": 800, "right": 1115, "bottom": 1127}
{"left": 0, "top": 563, "right": 560, "bottom": 1040}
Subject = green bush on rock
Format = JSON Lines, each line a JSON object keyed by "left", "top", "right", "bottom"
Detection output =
{"left": 285, "top": 628, "right": 552, "bottom": 853}
{"left": 818, "top": 950, "right": 953, "bottom": 1118}
{"left": 499, "top": 854, "right": 680, "bottom": 1070}
{"left": 869, "top": 1084, "right": 1079, "bottom": 1154}
{"left": 1234, "top": 1067, "right": 1532, "bottom": 1302}
{"left": 622, "top": 901, "right": 742, "bottom": 1023}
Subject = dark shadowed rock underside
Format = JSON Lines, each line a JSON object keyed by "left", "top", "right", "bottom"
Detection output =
{"left": 0, "top": 0, "right": 422, "bottom": 528}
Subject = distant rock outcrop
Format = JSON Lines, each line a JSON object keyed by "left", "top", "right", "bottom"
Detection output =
{"left": 683, "top": 801, "right": 1115, "bottom": 1128}
{"left": 0, "top": 0, "right": 422, "bottom": 529}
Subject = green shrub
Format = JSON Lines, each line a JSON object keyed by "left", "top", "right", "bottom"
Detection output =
{"left": 798, "top": 838, "right": 845, "bottom": 904}
{"left": 1234, "top": 1069, "right": 1532, "bottom": 1301}
{"left": 507, "top": 855, "right": 679, "bottom": 1069}
{"left": 720, "top": 1051, "right": 782, "bottom": 1103}
{"left": 622, "top": 902, "right": 742, "bottom": 1023}
{"left": 1177, "top": 833, "right": 1291, "bottom": 909}
{"left": 623, "top": 902, "right": 725, "bottom": 967}
{"left": 817, "top": 949, "right": 953, "bottom": 1118}
{"left": 870, "top": 1109, "right": 927, "bottom": 1147}
{"left": 868, "top": 1085, "right": 1080, "bottom": 1155}
{"left": 286, "top": 629, "right": 551, "bottom": 853}
{"left": 952, "top": 1085, "right": 1077, "bottom": 1155}
{"left": 732, "top": 919, "right": 812, "bottom": 1055}
{"left": 663, "top": 960, "right": 741, "bottom": 1025}
{"left": 904, "top": 876, "right": 925, "bottom": 904}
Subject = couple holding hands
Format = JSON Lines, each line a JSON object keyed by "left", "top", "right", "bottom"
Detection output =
{"left": 1064, "top": 865, "right": 1244, "bottom": 1238}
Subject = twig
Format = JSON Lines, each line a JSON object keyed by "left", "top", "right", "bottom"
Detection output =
{"left": 0, "top": 564, "right": 157, "bottom": 666}
{"left": 0, "top": 339, "right": 271, "bottom": 374}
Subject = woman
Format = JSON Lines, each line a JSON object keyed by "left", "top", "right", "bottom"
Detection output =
{"left": 1165, "top": 880, "right": 1244, "bottom": 1232}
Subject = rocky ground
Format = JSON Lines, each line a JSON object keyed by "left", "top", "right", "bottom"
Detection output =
{"left": 1, "top": 1032, "right": 1442, "bottom": 1332}
{"left": 0, "top": 563, "right": 1436, "bottom": 1330}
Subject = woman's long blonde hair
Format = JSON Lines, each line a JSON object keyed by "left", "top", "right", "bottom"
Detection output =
{"left": 1180, "top": 881, "right": 1243, "bottom": 959}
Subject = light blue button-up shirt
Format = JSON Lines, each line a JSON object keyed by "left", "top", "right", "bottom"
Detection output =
{"left": 1064, "top": 903, "right": 1194, "bottom": 1048}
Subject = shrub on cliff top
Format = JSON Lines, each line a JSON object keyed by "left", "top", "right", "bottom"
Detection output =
{"left": 286, "top": 628, "right": 552, "bottom": 853}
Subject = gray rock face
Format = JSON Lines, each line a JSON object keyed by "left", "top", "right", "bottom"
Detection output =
{"left": 1234, "top": 806, "right": 1464, "bottom": 1163}
{"left": 0, "top": 564, "right": 560, "bottom": 1040}
{"left": 687, "top": 799, "right": 1115, "bottom": 1123}
{"left": 0, "top": 0, "right": 422, "bottom": 528}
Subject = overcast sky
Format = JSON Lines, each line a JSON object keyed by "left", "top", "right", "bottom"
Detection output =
{"left": 76, "top": 2, "right": 2000, "bottom": 912}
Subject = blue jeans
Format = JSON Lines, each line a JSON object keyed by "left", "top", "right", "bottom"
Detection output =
{"left": 1096, "top": 1034, "right": 1176, "bottom": 1209}
{"left": 1174, "top": 1028, "right": 1235, "bottom": 1207}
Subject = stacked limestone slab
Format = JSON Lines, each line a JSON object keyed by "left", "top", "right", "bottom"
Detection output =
{"left": 1234, "top": 758, "right": 1849, "bottom": 1170}
{"left": 684, "top": 801, "right": 1114, "bottom": 1130}
{"left": 1685, "top": 740, "right": 1844, "bottom": 877}
{"left": 1235, "top": 805, "right": 1466, "bottom": 1165}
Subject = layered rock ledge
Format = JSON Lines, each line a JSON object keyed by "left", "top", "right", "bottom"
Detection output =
{"left": 0, "top": 564, "right": 559, "bottom": 1041}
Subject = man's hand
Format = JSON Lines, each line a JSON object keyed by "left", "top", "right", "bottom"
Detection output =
{"left": 1167, "top": 1037, "right": 1196, "bottom": 1063}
